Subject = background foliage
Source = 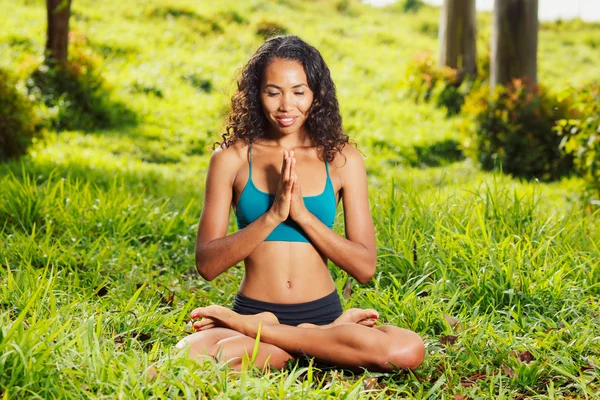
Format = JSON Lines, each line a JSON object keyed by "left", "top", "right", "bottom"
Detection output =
{"left": 0, "top": 68, "right": 40, "bottom": 161}
{"left": 556, "top": 83, "right": 600, "bottom": 199}
{"left": 461, "top": 80, "right": 573, "bottom": 181}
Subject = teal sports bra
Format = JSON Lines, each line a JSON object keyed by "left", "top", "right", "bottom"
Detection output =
{"left": 234, "top": 143, "right": 337, "bottom": 242}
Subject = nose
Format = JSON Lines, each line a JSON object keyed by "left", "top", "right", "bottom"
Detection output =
{"left": 278, "top": 92, "right": 294, "bottom": 111}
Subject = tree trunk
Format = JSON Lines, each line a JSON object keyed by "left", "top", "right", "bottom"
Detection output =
{"left": 46, "top": 0, "right": 72, "bottom": 67}
{"left": 438, "top": 0, "right": 477, "bottom": 78}
{"left": 491, "top": 0, "right": 538, "bottom": 89}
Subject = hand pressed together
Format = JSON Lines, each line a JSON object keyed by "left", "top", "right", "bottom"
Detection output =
{"left": 288, "top": 154, "right": 310, "bottom": 223}
{"left": 268, "top": 150, "right": 309, "bottom": 224}
{"left": 269, "top": 150, "right": 295, "bottom": 223}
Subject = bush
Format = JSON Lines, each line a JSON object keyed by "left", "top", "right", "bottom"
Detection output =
{"left": 0, "top": 68, "right": 41, "bottom": 161}
{"left": 461, "top": 79, "right": 573, "bottom": 181}
{"left": 256, "top": 20, "right": 288, "bottom": 39}
{"left": 402, "top": 0, "right": 424, "bottom": 13}
{"left": 555, "top": 83, "right": 600, "bottom": 199}
{"left": 404, "top": 51, "right": 467, "bottom": 117}
{"left": 25, "top": 31, "right": 136, "bottom": 131}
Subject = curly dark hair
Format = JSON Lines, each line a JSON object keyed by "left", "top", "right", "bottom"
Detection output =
{"left": 216, "top": 35, "right": 350, "bottom": 162}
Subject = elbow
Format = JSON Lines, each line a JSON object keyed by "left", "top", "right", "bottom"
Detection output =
{"left": 355, "top": 257, "right": 377, "bottom": 284}
{"left": 197, "top": 266, "right": 216, "bottom": 282}
{"left": 356, "top": 270, "right": 375, "bottom": 284}
{"left": 195, "top": 250, "right": 217, "bottom": 282}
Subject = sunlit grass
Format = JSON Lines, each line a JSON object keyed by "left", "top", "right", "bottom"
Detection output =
{"left": 1, "top": 0, "right": 600, "bottom": 398}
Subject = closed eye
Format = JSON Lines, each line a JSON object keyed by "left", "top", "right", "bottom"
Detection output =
{"left": 295, "top": 92, "right": 305, "bottom": 95}
{"left": 267, "top": 92, "right": 280, "bottom": 97}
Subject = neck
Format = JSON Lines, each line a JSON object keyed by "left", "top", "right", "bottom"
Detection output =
{"left": 262, "top": 127, "right": 312, "bottom": 150}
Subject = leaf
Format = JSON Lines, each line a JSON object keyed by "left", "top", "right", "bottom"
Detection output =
{"left": 460, "top": 371, "right": 496, "bottom": 387}
{"left": 96, "top": 286, "right": 109, "bottom": 297}
{"left": 250, "top": 321, "right": 262, "bottom": 365}
{"left": 443, "top": 314, "right": 459, "bottom": 328}
{"left": 145, "top": 366, "right": 159, "bottom": 382}
{"left": 423, "top": 374, "right": 446, "bottom": 399}
{"left": 343, "top": 280, "right": 352, "bottom": 298}
{"left": 412, "top": 240, "right": 418, "bottom": 264}
{"left": 123, "top": 284, "right": 145, "bottom": 313}
{"left": 501, "top": 363, "right": 516, "bottom": 379}
{"left": 440, "top": 335, "right": 457, "bottom": 346}
{"left": 136, "top": 332, "right": 152, "bottom": 342}
{"left": 363, "top": 377, "right": 378, "bottom": 390}
{"left": 518, "top": 351, "right": 535, "bottom": 364}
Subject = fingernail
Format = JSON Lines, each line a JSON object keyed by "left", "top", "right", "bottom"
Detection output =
{"left": 191, "top": 312, "right": 198, "bottom": 318}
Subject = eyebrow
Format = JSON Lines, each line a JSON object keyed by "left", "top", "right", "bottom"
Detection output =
{"left": 263, "top": 83, "right": 308, "bottom": 90}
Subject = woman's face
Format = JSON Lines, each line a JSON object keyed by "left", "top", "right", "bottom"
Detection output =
{"left": 260, "top": 57, "right": 314, "bottom": 137}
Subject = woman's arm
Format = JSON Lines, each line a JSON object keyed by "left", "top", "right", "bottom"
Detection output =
{"left": 290, "top": 146, "right": 377, "bottom": 283}
{"left": 195, "top": 147, "right": 294, "bottom": 281}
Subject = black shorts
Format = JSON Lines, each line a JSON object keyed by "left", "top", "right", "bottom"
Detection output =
{"left": 232, "top": 290, "right": 343, "bottom": 326}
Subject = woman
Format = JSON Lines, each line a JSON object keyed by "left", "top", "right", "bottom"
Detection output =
{"left": 176, "top": 35, "right": 425, "bottom": 372}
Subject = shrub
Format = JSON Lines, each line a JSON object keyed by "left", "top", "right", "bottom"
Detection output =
{"left": 256, "top": 20, "right": 288, "bottom": 39}
{"left": 25, "top": 31, "right": 136, "bottom": 131}
{"left": 555, "top": 83, "right": 600, "bottom": 199}
{"left": 461, "top": 79, "right": 573, "bottom": 181}
{"left": 0, "top": 68, "right": 40, "bottom": 161}
{"left": 404, "top": 51, "right": 467, "bottom": 116}
{"left": 402, "top": 0, "right": 424, "bottom": 13}
{"left": 334, "top": 0, "right": 361, "bottom": 16}
{"left": 436, "top": 84, "right": 465, "bottom": 116}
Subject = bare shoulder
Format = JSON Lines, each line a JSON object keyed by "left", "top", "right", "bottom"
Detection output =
{"left": 208, "top": 141, "right": 248, "bottom": 182}
{"left": 329, "top": 144, "right": 365, "bottom": 172}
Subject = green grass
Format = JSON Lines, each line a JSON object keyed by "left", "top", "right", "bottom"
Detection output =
{"left": 1, "top": 0, "right": 600, "bottom": 398}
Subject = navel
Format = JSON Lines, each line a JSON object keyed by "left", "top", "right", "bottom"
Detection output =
{"left": 286, "top": 280, "right": 292, "bottom": 289}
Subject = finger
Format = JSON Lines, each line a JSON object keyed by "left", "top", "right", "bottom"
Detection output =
{"left": 284, "top": 151, "right": 292, "bottom": 182}
{"left": 290, "top": 175, "right": 296, "bottom": 195}
{"left": 293, "top": 175, "right": 300, "bottom": 194}
{"left": 190, "top": 308, "right": 206, "bottom": 319}
{"left": 280, "top": 150, "right": 289, "bottom": 176}
{"left": 289, "top": 174, "right": 296, "bottom": 194}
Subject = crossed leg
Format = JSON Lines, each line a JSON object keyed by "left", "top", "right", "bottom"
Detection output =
{"left": 176, "top": 307, "right": 425, "bottom": 372}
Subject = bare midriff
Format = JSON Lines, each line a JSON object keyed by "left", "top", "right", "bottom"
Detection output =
{"left": 239, "top": 241, "right": 336, "bottom": 304}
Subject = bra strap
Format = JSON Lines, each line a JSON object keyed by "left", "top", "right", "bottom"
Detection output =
{"left": 249, "top": 142, "right": 253, "bottom": 179}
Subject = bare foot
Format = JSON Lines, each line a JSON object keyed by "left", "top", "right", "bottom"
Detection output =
{"left": 297, "top": 308, "right": 379, "bottom": 329}
{"left": 190, "top": 305, "right": 279, "bottom": 337}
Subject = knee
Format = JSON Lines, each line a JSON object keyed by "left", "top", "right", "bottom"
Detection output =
{"left": 377, "top": 330, "right": 425, "bottom": 371}
{"left": 393, "top": 332, "right": 425, "bottom": 370}
{"left": 402, "top": 333, "right": 425, "bottom": 370}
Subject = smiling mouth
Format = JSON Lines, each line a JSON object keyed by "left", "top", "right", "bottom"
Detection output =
{"left": 276, "top": 117, "right": 297, "bottom": 127}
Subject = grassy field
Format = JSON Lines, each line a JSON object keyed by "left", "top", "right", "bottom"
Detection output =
{"left": 1, "top": 0, "right": 600, "bottom": 398}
